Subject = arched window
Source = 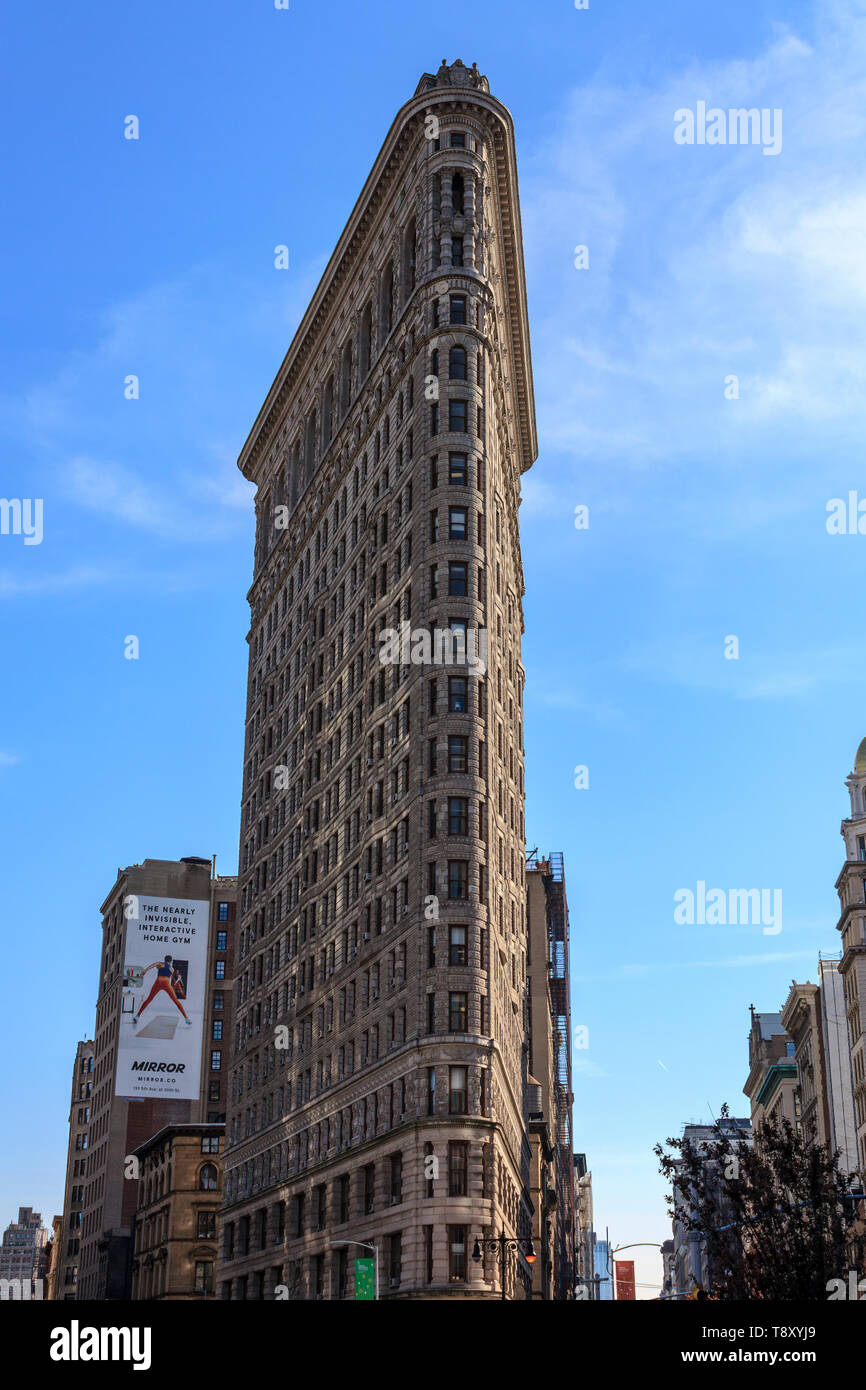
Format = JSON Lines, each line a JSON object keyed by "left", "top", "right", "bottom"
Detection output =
{"left": 304, "top": 410, "right": 317, "bottom": 485}
{"left": 380, "top": 264, "right": 394, "bottom": 346}
{"left": 451, "top": 172, "right": 464, "bottom": 216}
{"left": 402, "top": 217, "right": 417, "bottom": 299}
{"left": 360, "top": 302, "right": 373, "bottom": 379}
{"left": 449, "top": 346, "right": 467, "bottom": 380}
{"left": 289, "top": 439, "right": 301, "bottom": 510}
{"left": 322, "top": 376, "right": 334, "bottom": 449}
{"left": 199, "top": 1163, "right": 218, "bottom": 1191}
{"left": 340, "top": 340, "right": 353, "bottom": 416}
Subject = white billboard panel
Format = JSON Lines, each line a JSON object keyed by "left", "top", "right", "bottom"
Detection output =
{"left": 115, "top": 896, "right": 210, "bottom": 1100}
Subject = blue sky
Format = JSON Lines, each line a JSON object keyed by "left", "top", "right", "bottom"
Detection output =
{"left": 2, "top": 0, "right": 865, "bottom": 1298}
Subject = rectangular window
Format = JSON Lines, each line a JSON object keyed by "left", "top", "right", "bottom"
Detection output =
{"left": 218, "top": 903, "right": 229, "bottom": 922}
{"left": 338, "top": 1174, "right": 350, "bottom": 1224}
{"left": 389, "top": 1153, "right": 403, "bottom": 1205}
{"left": 448, "top": 399, "right": 467, "bottom": 433}
{"left": 363, "top": 1164, "right": 375, "bottom": 1215}
{"left": 448, "top": 736, "right": 468, "bottom": 773}
{"left": 451, "top": 236, "right": 464, "bottom": 267}
{"left": 448, "top": 1141, "right": 469, "bottom": 1196}
{"left": 449, "top": 453, "right": 467, "bottom": 484}
{"left": 449, "top": 1226, "right": 467, "bottom": 1281}
{"left": 448, "top": 561, "right": 467, "bottom": 596}
{"left": 212, "top": 1020, "right": 222, "bottom": 1040}
{"left": 197, "top": 1211, "right": 216, "bottom": 1239}
{"left": 449, "top": 1065, "right": 467, "bottom": 1112}
{"left": 448, "top": 676, "right": 467, "bottom": 712}
{"left": 448, "top": 507, "right": 467, "bottom": 540}
{"left": 210, "top": 1050, "right": 222, "bottom": 1070}
{"left": 426, "top": 993, "right": 436, "bottom": 1033}
{"left": 215, "top": 961, "right": 225, "bottom": 980}
{"left": 448, "top": 860, "right": 468, "bottom": 900}
{"left": 449, "top": 993, "right": 468, "bottom": 1033}
{"left": 216, "top": 930, "right": 227, "bottom": 951}
{"left": 448, "top": 797, "right": 468, "bottom": 835}
{"left": 449, "top": 924, "right": 468, "bottom": 966}
{"left": 389, "top": 1231, "right": 402, "bottom": 1286}
{"left": 450, "top": 296, "right": 466, "bottom": 325}
{"left": 427, "top": 1066, "right": 436, "bottom": 1115}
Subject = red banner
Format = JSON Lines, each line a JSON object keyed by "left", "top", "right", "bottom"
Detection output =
{"left": 615, "top": 1260, "right": 636, "bottom": 1300}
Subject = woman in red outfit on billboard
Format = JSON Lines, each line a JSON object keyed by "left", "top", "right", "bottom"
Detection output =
{"left": 133, "top": 955, "right": 192, "bottom": 1026}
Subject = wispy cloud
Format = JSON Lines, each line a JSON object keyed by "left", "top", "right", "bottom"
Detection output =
{"left": 0, "top": 565, "right": 116, "bottom": 598}
{"left": 621, "top": 637, "right": 866, "bottom": 701}
{"left": 522, "top": 6, "right": 866, "bottom": 482}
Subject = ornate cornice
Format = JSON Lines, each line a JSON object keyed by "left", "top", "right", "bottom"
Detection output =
{"left": 237, "top": 65, "right": 536, "bottom": 489}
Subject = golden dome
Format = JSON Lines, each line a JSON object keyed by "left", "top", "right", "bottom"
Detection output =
{"left": 855, "top": 738, "right": 866, "bottom": 776}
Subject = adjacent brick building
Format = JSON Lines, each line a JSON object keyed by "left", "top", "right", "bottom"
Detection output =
{"left": 55, "top": 1038, "right": 94, "bottom": 1297}
{"left": 131, "top": 1123, "right": 224, "bottom": 1300}
{"left": 525, "top": 853, "right": 575, "bottom": 1298}
{"left": 72, "top": 858, "right": 236, "bottom": 1299}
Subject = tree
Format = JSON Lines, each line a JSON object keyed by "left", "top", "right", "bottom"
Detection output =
{"left": 655, "top": 1104, "right": 858, "bottom": 1300}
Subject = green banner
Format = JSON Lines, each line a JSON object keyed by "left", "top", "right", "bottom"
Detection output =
{"left": 354, "top": 1257, "right": 375, "bottom": 1300}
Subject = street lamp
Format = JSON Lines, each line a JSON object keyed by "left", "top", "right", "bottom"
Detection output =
{"left": 609, "top": 1242, "right": 664, "bottom": 1301}
{"left": 472, "top": 1230, "right": 536, "bottom": 1301}
{"left": 328, "top": 1239, "right": 379, "bottom": 1300}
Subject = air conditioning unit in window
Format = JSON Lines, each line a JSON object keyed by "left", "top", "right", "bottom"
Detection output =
{"left": 364, "top": 872, "right": 371, "bottom": 882}
{"left": 402, "top": 905, "right": 409, "bottom": 916}
{"left": 391, "top": 736, "right": 398, "bottom": 746}
{"left": 366, "top": 758, "right": 373, "bottom": 767}
{"left": 363, "top": 931, "right": 371, "bottom": 942}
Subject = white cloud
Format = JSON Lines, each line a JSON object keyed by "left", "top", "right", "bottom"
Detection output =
{"left": 521, "top": 5, "right": 866, "bottom": 474}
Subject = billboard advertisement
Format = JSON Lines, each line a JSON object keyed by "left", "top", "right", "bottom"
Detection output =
{"left": 115, "top": 896, "right": 209, "bottom": 1100}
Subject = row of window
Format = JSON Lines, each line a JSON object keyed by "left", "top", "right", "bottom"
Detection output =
{"left": 221, "top": 1225, "right": 473, "bottom": 1299}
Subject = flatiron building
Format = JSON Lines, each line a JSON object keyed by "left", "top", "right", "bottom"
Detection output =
{"left": 221, "top": 58, "right": 537, "bottom": 1299}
